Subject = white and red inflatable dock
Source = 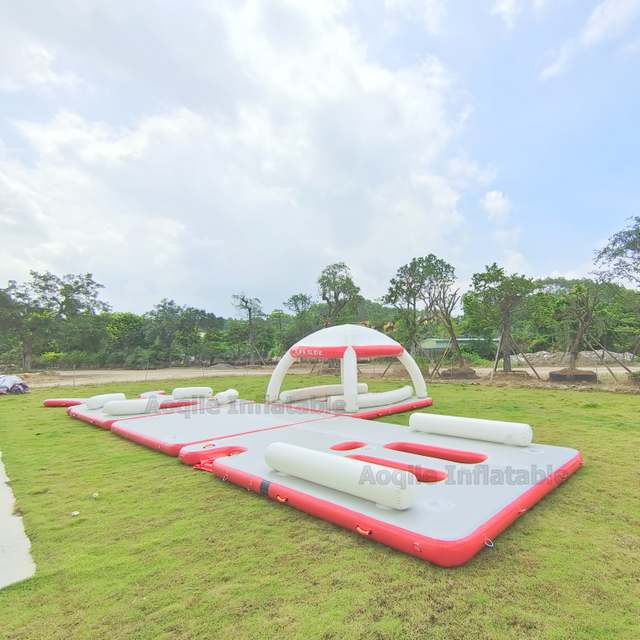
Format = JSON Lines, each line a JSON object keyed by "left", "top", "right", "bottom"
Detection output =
{"left": 42, "top": 326, "right": 582, "bottom": 566}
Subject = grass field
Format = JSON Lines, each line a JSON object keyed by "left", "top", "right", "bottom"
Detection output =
{"left": 0, "top": 376, "right": 639, "bottom": 640}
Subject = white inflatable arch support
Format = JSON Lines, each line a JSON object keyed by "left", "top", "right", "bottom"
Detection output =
{"left": 265, "top": 325, "right": 427, "bottom": 412}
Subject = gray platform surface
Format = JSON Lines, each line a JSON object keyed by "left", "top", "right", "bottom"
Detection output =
{"left": 0, "top": 448, "right": 36, "bottom": 590}
{"left": 111, "top": 403, "right": 334, "bottom": 446}
{"left": 193, "top": 416, "right": 579, "bottom": 542}
{"left": 69, "top": 398, "right": 255, "bottom": 427}
{"left": 282, "top": 395, "right": 426, "bottom": 414}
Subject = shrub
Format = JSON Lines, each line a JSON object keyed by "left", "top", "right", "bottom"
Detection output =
{"left": 460, "top": 340, "right": 496, "bottom": 361}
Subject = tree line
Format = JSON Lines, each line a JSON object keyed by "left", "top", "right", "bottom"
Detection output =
{"left": 1, "top": 217, "right": 639, "bottom": 372}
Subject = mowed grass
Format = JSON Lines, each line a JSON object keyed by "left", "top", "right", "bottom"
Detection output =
{"left": 0, "top": 376, "right": 639, "bottom": 640}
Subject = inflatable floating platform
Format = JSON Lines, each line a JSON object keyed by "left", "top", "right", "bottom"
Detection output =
{"left": 42, "top": 326, "right": 581, "bottom": 566}
{"left": 46, "top": 384, "right": 582, "bottom": 566}
{"left": 183, "top": 411, "right": 581, "bottom": 567}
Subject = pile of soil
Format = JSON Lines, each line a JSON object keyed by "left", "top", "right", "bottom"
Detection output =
{"left": 493, "top": 370, "right": 531, "bottom": 379}
{"left": 440, "top": 367, "right": 477, "bottom": 379}
{"left": 549, "top": 368, "right": 598, "bottom": 383}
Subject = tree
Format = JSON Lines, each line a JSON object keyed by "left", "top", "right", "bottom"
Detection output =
{"left": 176, "top": 307, "right": 221, "bottom": 363}
{"left": 0, "top": 271, "right": 109, "bottom": 370}
{"left": 429, "top": 258, "right": 465, "bottom": 368}
{"left": 28, "top": 271, "right": 110, "bottom": 317}
{"left": 383, "top": 255, "right": 463, "bottom": 364}
{"left": 283, "top": 293, "right": 319, "bottom": 348}
{"left": 595, "top": 216, "right": 640, "bottom": 286}
{"left": 145, "top": 299, "right": 184, "bottom": 365}
{"left": 269, "top": 309, "right": 290, "bottom": 357}
{"left": 232, "top": 294, "right": 263, "bottom": 365}
{"left": 0, "top": 286, "right": 54, "bottom": 370}
{"left": 383, "top": 258, "right": 433, "bottom": 356}
{"left": 107, "top": 312, "right": 147, "bottom": 356}
{"left": 559, "top": 282, "right": 602, "bottom": 369}
{"left": 284, "top": 294, "right": 314, "bottom": 316}
{"left": 317, "top": 263, "right": 362, "bottom": 328}
{"left": 463, "top": 264, "right": 538, "bottom": 372}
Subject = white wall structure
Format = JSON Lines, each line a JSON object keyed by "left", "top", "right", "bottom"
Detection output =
{"left": 265, "top": 325, "right": 427, "bottom": 412}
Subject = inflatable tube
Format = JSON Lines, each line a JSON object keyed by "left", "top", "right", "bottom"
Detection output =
{"left": 138, "top": 390, "right": 167, "bottom": 398}
{"left": 410, "top": 413, "right": 533, "bottom": 447}
{"left": 279, "top": 384, "right": 368, "bottom": 404}
{"left": 172, "top": 387, "right": 213, "bottom": 400}
{"left": 214, "top": 389, "right": 239, "bottom": 405}
{"left": 264, "top": 443, "right": 417, "bottom": 510}
{"left": 103, "top": 399, "right": 153, "bottom": 416}
{"left": 326, "top": 386, "right": 413, "bottom": 411}
{"left": 43, "top": 398, "right": 86, "bottom": 407}
{"left": 85, "top": 393, "right": 126, "bottom": 410}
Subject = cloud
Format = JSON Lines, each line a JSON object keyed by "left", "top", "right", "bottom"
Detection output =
{"left": 548, "top": 262, "right": 594, "bottom": 280}
{"left": 540, "top": 0, "right": 640, "bottom": 80}
{"left": 491, "top": 0, "right": 560, "bottom": 29}
{"left": 447, "top": 157, "right": 497, "bottom": 186}
{"left": 0, "top": 0, "right": 473, "bottom": 315}
{"left": 381, "top": 0, "right": 448, "bottom": 34}
{"left": 491, "top": 0, "right": 523, "bottom": 30}
{"left": 502, "top": 248, "right": 531, "bottom": 274}
{"left": 480, "top": 190, "right": 512, "bottom": 224}
{"left": 0, "top": 32, "right": 79, "bottom": 92}
{"left": 620, "top": 37, "right": 640, "bottom": 53}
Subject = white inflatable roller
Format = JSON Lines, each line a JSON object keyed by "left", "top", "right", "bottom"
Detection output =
{"left": 280, "top": 384, "right": 368, "bottom": 404}
{"left": 326, "top": 386, "right": 413, "bottom": 411}
{"left": 172, "top": 386, "right": 213, "bottom": 400}
{"left": 214, "top": 389, "right": 239, "bottom": 405}
{"left": 264, "top": 443, "right": 417, "bottom": 510}
{"left": 410, "top": 413, "right": 533, "bottom": 446}
{"left": 103, "top": 399, "right": 155, "bottom": 416}
{"left": 85, "top": 393, "right": 126, "bottom": 410}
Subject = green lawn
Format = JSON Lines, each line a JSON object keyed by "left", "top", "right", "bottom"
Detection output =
{"left": 0, "top": 377, "right": 639, "bottom": 640}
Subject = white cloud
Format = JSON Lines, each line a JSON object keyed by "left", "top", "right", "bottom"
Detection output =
{"left": 480, "top": 189, "right": 512, "bottom": 224}
{"left": 0, "top": 32, "right": 79, "bottom": 92}
{"left": 620, "top": 37, "right": 640, "bottom": 53}
{"left": 382, "top": 0, "right": 448, "bottom": 34}
{"left": 447, "top": 157, "right": 497, "bottom": 186}
{"left": 502, "top": 248, "right": 531, "bottom": 274}
{"left": 491, "top": 0, "right": 523, "bottom": 30}
{"left": 549, "top": 262, "right": 594, "bottom": 280}
{"left": 540, "top": 0, "right": 640, "bottom": 80}
{"left": 491, "top": 0, "right": 563, "bottom": 29}
{"left": 0, "top": 0, "right": 472, "bottom": 315}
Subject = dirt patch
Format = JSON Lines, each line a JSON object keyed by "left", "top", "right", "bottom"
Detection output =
{"left": 492, "top": 370, "right": 530, "bottom": 379}
{"left": 549, "top": 369, "right": 598, "bottom": 383}
{"left": 439, "top": 368, "right": 477, "bottom": 379}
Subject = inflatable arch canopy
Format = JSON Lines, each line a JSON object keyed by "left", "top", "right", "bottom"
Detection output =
{"left": 265, "top": 325, "right": 428, "bottom": 413}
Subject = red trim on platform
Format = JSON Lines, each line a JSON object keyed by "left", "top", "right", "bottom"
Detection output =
{"left": 384, "top": 441, "right": 487, "bottom": 464}
{"left": 350, "top": 398, "right": 434, "bottom": 420}
{"left": 67, "top": 407, "right": 117, "bottom": 429}
{"left": 43, "top": 399, "right": 85, "bottom": 407}
{"left": 330, "top": 441, "right": 367, "bottom": 451}
{"left": 290, "top": 345, "right": 404, "bottom": 359}
{"left": 345, "top": 454, "right": 448, "bottom": 482}
{"left": 205, "top": 452, "right": 583, "bottom": 566}
{"left": 159, "top": 400, "right": 199, "bottom": 409}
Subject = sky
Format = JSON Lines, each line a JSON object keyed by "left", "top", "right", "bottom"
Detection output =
{"left": 1, "top": 0, "right": 639, "bottom": 318}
